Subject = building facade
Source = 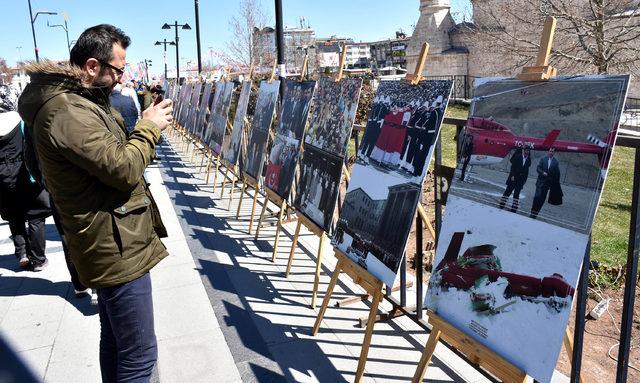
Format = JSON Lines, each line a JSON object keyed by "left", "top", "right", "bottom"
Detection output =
{"left": 406, "top": 0, "right": 639, "bottom": 97}
{"left": 369, "top": 32, "right": 411, "bottom": 74}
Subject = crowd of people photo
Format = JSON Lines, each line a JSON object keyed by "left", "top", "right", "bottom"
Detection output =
{"left": 304, "top": 77, "right": 361, "bottom": 156}
{"left": 358, "top": 80, "right": 452, "bottom": 179}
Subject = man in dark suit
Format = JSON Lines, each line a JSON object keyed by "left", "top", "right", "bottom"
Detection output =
{"left": 360, "top": 102, "right": 388, "bottom": 158}
{"left": 459, "top": 132, "right": 474, "bottom": 181}
{"left": 499, "top": 147, "right": 531, "bottom": 213}
{"left": 530, "top": 148, "right": 561, "bottom": 219}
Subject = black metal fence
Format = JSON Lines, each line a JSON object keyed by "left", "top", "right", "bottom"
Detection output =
{"left": 623, "top": 97, "right": 640, "bottom": 128}
{"left": 422, "top": 75, "right": 477, "bottom": 100}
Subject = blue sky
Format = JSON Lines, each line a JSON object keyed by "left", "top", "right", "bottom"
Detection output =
{"left": 3, "top": 0, "right": 471, "bottom": 76}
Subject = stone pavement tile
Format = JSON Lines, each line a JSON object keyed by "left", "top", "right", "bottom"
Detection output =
{"left": 150, "top": 261, "right": 202, "bottom": 292}
{"left": 234, "top": 359, "right": 286, "bottom": 383}
{"left": 1, "top": 300, "right": 64, "bottom": 352}
{"left": 157, "top": 330, "right": 241, "bottom": 383}
{"left": 152, "top": 281, "right": 220, "bottom": 341}
{"left": 17, "top": 345, "right": 52, "bottom": 381}
{"left": 267, "top": 337, "right": 352, "bottom": 383}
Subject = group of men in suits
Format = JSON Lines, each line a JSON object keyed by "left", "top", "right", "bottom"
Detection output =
{"left": 499, "top": 147, "right": 562, "bottom": 217}
{"left": 360, "top": 99, "right": 442, "bottom": 177}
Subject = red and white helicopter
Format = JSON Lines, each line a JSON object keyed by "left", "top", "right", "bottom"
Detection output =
{"left": 462, "top": 117, "right": 616, "bottom": 175}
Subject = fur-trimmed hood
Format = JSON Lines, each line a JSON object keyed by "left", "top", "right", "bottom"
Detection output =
{"left": 18, "top": 60, "right": 111, "bottom": 126}
{"left": 24, "top": 60, "right": 85, "bottom": 82}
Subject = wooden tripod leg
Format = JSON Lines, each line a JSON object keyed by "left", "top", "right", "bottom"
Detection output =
{"left": 212, "top": 157, "right": 221, "bottom": 193}
{"left": 205, "top": 151, "right": 212, "bottom": 184}
{"left": 355, "top": 287, "right": 383, "bottom": 382}
{"left": 236, "top": 182, "right": 247, "bottom": 218}
{"left": 221, "top": 168, "right": 230, "bottom": 198}
{"left": 248, "top": 188, "right": 260, "bottom": 234}
{"left": 254, "top": 195, "right": 269, "bottom": 240}
{"left": 271, "top": 201, "right": 287, "bottom": 262}
{"left": 563, "top": 327, "right": 585, "bottom": 383}
{"left": 312, "top": 260, "right": 343, "bottom": 336}
{"left": 285, "top": 221, "right": 303, "bottom": 277}
{"left": 411, "top": 325, "right": 443, "bottom": 383}
{"left": 311, "top": 234, "right": 326, "bottom": 308}
{"left": 227, "top": 173, "right": 237, "bottom": 211}
{"left": 199, "top": 149, "right": 206, "bottom": 173}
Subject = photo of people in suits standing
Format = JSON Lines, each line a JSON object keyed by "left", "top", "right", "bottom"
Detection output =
{"left": 207, "top": 81, "right": 235, "bottom": 155}
{"left": 242, "top": 80, "right": 279, "bottom": 181}
{"left": 224, "top": 81, "right": 252, "bottom": 166}
{"left": 451, "top": 76, "right": 629, "bottom": 234}
{"left": 265, "top": 79, "right": 316, "bottom": 200}
{"left": 294, "top": 77, "right": 362, "bottom": 232}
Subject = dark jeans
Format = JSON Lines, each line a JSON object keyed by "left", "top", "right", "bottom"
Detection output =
{"left": 97, "top": 273, "right": 157, "bottom": 383}
{"left": 8, "top": 215, "right": 46, "bottom": 264}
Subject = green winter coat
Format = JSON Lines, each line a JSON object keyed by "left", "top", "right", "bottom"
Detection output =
{"left": 18, "top": 61, "right": 168, "bottom": 288}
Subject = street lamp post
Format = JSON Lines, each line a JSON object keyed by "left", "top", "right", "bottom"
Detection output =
{"left": 162, "top": 21, "right": 191, "bottom": 84}
{"left": 47, "top": 12, "right": 71, "bottom": 56}
{"left": 144, "top": 59, "right": 152, "bottom": 84}
{"left": 27, "top": 0, "right": 57, "bottom": 62}
{"left": 155, "top": 39, "right": 176, "bottom": 80}
{"left": 194, "top": 0, "right": 202, "bottom": 75}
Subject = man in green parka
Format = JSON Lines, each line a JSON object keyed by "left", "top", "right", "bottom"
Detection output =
{"left": 18, "top": 24, "right": 173, "bottom": 382}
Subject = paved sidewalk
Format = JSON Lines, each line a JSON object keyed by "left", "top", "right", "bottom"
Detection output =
{"left": 0, "top": 163, "right": 240, "bottom": 382}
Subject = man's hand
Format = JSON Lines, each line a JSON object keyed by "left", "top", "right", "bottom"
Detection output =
{"left": 142, "top": 99, "right": 173, "bottom": 131}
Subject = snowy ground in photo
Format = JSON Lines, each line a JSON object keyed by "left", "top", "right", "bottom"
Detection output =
{"left": 333, "top": 232, "right": 398, "bottom": 286}
{"left": 425, "top": 195, "right": 588, "bottom": 383}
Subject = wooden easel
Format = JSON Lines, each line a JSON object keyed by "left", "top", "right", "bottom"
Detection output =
{"left": 312, "top": 250, "right": 384, "bottom": 383}
{"left": 310, "top": 43, "right": 431, "bottom": 383}
{"left": 284, "top": 46, "right": 351, "bottom": 308}
{"left": 254, "top": 56, "right": 308, "bottom": 259}
{"left": 235, "top": 61, "right": 278, "bottom": 230}
{"left": 413, "top": 17, "right": 584, "bottom": 383}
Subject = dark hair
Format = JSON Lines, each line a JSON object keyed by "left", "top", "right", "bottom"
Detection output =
{"left": 70, "top": 24, "right": 130, "bottom": 67}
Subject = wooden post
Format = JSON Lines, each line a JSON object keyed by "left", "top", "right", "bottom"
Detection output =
{"left": 285, "top": 221, "right": 303, "bottom": 277}
{"left": 248, "top": 186, "right": 260, "bottom": 234}
{"left": 355, "top": 288, "right": 383, "bottom": 382}
{"left": 335, "top": 43, "right": 348, "bottom": 82}
{"left": 312, "top": 257, "right": 345, "bottom": 336}
{"left": 311, "top": 234, "right": 327, "bottom": 308}
{"left": 516, "top": 16, "right": 557, "bottom": 81}
{"left": 268, "top": 60, "right": 277, "bottom": 83}
{"left": 204, "top": 149, "right": 213, "bottom": 184}
{"left": 236, "top": 180, "right": 247, "bottom": 218}
{"left": 405, "top": 43, "right": 429, "bottom": 85}
{"left": 254, "top": 195, "right": 269, "bottom": 240}
{"left": 270, "top": 198, "right": 288, "bottom": 262}
{"left": 227, "top": 169, "right": 237, "bottom": 210}
{"left": 299, "top": 54, "right": 309, "bottom": 82}
{"left": 212, "top": 155, "right": 221, "bottom": 193}
{"left": 221, "top": 167, "right": 230, "bottom": 198}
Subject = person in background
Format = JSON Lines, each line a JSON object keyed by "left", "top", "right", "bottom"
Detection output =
{"left": 139, "top": 84, "right": 153, "bottom": 110}
{"left": 0, "top": 85, "right": 50, "bottom": 271}
{"left": 18, "top": 24, "right": 173, "bottom": 382}
{"left": 150, "top": 86, "right": 164, "bottom": 106}
{"left": 122, "top": 81, "right": 141, "bottom": 116}
{"left": 110, "top": 83, "right": 139, "bottom": 132}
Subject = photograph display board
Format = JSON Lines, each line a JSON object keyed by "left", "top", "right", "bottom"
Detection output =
{"left": 293, "top": 77, "right": 362, "bottom": 231}
{"left": 332, "top": 79, "right": 453, "bottom": 286}
{"left": 244, "top": 80, "right": 280, "bottom": 180}
{"left": 224, "top": 81, "right": 252, "bottom": 166}
{"left": 186, "top": 82, "right": 202, "bottom": 134}
{"left": 425, "top": 76, "right": 629, "bottom": 383}
{"left": 176, "top": 83, "right": 193, "bottom": 128}
{"left": 206, "top": 81, "right": 235, "bottom": 155}
{"left": 264, "top": 79, "right": 316, "bottom": 200}
{"left": 194, "top": 82, "right": 213, "bottom": 141}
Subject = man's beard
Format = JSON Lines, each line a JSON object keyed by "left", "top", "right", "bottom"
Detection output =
{"left": 92, "top": 69, "right": 116, "bottom": 91}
